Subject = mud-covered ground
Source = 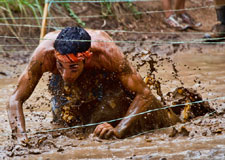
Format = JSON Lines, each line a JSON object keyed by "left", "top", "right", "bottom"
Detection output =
{"left": 0, "top": 0, "right": 225, "bottom": 159}
{"left": 0, "top": 39, "right": 225, "bottom": 159}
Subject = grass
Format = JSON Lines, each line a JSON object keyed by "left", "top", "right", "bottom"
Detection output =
{"left": 0, "top": 0, "right": 44, "bottom": 46}
{"left": 0, "top": 0, "right": 86, "bottom": 28}
{"left": 63, "top": 3, "right": 86, "bottom": 27}
{"left": 0, "top": 0, "right": 140, "bottom": 25}
{"left": 0, "top": 0, "right": 140, "bottom": 37}
{"left": 100, "top": 1, "right": 141, "bottom": 19}
{"left": 0, "top": 0, "right": 43, "bottom": 25}
{"left": 101, "top": 1, "right": 113, "bottom": 17}
{"left": 125, "top": 2, "right": 141, "bottom": 18}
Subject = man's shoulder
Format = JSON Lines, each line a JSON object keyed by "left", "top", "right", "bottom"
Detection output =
{"left": 29, "top": 31, "right": 58, "bottom": 71}
{"left": 36, "top": 30, "right": 61, "bottom": 56}
{"left": 40, "top": 30, "right": 60, "bottom": 46}
{"left": 86, "top": 29, "right": 111, "bottom": 41}
{"left": 44, "top": 30, "right": 61, "bottom": 39}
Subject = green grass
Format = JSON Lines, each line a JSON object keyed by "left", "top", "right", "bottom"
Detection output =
{"left": 1, "top": 0, "right": 44, "bottom": 25}
{"left": 125, "top": 2, "right": 141, "bottom": 18}
{"left": 63, "top": 3, "right": 86, "bottom": 27}
{"left": 0, "top": 0, "right": 140, "bottom": 31}
{"left": 101, "top": 1, "right": 113, "bottom": 17}
{"left": 0, "top": 0, "right": 44, "bottom": 45}
{"left": 100, "top": 1, "right": 140, "bottom": 18}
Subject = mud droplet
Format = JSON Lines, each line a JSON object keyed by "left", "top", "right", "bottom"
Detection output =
{"left": 169, "top": 127, "right": 178, "bottom": 137}
{"left": 145, "top": 138, "right": 152, "bottom": 142}
{"left": 179, "top": 126, "right": 189, "bottom": 136}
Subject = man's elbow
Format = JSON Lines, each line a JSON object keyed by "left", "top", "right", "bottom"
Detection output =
{"left": 8, "top": 94, "right": 22, "bottom": 111}
{"left": 141, "top": 87, "right": 152, "bottom": 100}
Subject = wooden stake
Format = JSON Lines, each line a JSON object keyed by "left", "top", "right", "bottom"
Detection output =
{"left": 40, "top": 3, "right": 49, "bottom": 43}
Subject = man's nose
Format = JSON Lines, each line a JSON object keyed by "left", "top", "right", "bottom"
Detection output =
{"left": 62, "top": 70, "right": 72, "bottom": 82}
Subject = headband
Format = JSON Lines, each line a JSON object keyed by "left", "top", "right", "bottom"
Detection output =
{"left": 55, "top": 50, "right": 92, "bottom": 63}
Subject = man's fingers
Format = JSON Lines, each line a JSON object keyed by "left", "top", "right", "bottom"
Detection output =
{"left": 99, "top": 128, "right": 108, "bottom": 139}
{"left": 94, "top": 123, "right": 110, "bottom": 135}
{"left": 94, "top": 123, "right": 115, "bottom": 139}
{"left": 103, "top": 122, "right": 111, "bottom": 128}
{"left": 94, "top": 125, "right": 103, "bottom": 136}
{"left": 17, "top": 134, "right": 29, "bottom": 143}
{"left": 105, "top": 129, "right": 114, "bottom": 139}
{"left": 17, "top": 136, "right": 30, "bottom": 147}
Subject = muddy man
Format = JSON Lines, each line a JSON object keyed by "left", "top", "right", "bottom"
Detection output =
{"left": 7, "top": 27, "right": 179, "bottom": 143}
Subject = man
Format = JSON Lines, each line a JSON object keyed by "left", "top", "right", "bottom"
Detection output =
{"left": 204, "top": 0, "right": 225, "bottom": 39}
{"left": 7, "top": 27, "right": 179, "bottom": 143}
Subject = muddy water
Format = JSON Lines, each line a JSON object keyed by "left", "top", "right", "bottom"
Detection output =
{"left": 0, "top": 44, "right": 225, "bottom": 159}
{"left": 156, "top": 47, "right": 225, "bottom": 103}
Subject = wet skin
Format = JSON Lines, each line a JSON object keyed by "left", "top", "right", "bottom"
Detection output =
{"left": 7, "top": 29, "right": 162, "bottom": 143}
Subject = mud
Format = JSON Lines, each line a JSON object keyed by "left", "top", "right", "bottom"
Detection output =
{"left": 0, "top": 39, "right": 225, "bottom": 159}
{"left": 1, "top": 0, "right": 225, "bottom": 159}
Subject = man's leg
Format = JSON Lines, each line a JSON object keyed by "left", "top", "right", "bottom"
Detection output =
{"left": 174, "top": 0, "right": 185, "bottom": 14}
{"left": 205, "top": 0, "right": 225, "bottom": 38}
{"left": 162, "top": 0, "right": 173, "bottom": 18}
{"left": 215, "top": 0, "right": 225, "bottom": 25}
{"left": 162, "top": 0, "right": 189, "bottom": 30}
{"left": 175, "top": 0, "right": 201, "bottom": 28}
{"left": 213, "top": 0, "right": 225, "bottom": 37}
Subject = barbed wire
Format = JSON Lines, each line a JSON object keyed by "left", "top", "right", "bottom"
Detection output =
{"left": 47, "top": 0, "right": 160, "bottom": 3}
{"left": 0, "top": 29, "right": 220, "bottom": 36}
{"left": 0, "top": 36, "right": 225, "bottom": 50}
{"left": 0, "top": 95, "right": 224, "bottom": 137}
{"left": 29, "top": 110, "right": 218, "bottom": 142}
{"left": 125, "top": 110, "right": 217, "bottom": 139}
{"left": 0, "top": 5, "right": 215, "bottom": 20}
{"left": 0, "top": 44, "right": 37, "bottom": 47}
{"left": 0, "top": 23, "right": 55, "bottom": 29}
{"left": 1, "top": 33, "right": 224, "bottom": 45}
{"left": 1, "top": 42, "right": 225, "bottom": 53}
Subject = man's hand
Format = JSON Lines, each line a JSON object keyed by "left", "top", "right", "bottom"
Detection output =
{"left": 94, "top": 123, "right": 118, "bottom": 139}
{"left": 15, "top": 133, "right": 29, "bottom": 145}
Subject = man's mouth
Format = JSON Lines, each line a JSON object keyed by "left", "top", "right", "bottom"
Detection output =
{"left": 63, "top": 78, "right": 75, "bottom": 83}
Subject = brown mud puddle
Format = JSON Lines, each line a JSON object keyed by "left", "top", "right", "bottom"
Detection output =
{"left": 0, "top": 42, "right": 225, "bottom": 159}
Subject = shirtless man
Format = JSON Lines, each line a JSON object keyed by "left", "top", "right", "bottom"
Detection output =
{"left": 7, "top": 27, "right": 178, "bottom": 143}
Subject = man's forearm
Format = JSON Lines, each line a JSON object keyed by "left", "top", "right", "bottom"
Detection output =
{"left": 7, "top": 96, "right": 27, "bottom": 139}
{"left": 115, "top": 93, "right": 152, "bottom": 138}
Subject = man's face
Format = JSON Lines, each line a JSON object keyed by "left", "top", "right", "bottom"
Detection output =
{"left": 56, "top": 59, "right": 84, "bottom": 83}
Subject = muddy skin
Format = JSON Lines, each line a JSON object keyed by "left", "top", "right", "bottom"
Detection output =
{"left": 49, "top": 50, "right": 214, "bottom": 138}
{"left": 49, "top": 69, "right": 178, "bottom": 138}
{"left": 8, "top": 29, "right": 173, "bottom": 142}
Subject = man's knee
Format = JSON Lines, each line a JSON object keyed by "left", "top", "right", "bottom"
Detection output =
{"left": 214, "top": 0, "right": 225, "bottom": 7}
{"left": 214, "top": 0, "right": 225, "bottom": 24}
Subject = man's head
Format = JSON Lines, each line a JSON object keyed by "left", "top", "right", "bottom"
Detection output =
{"left": 54, "top": 27, "right": 92, "bottom": 82}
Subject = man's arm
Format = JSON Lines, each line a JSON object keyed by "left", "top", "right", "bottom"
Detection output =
{"left": 92, "top": 31, "right": 160, "bottom": 138}
{"left": 114, "top": 59, "right": 155, "bottom": 138}
{"left": 7, "top": 49, "right": 49, "bottom": 142}
{"left": 94, "top": 57, "right": 157, "bottom": 138}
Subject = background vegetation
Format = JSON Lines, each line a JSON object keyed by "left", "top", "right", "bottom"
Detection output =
{"left": 0, "top": 0, "right": 141, "bottom": 47}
